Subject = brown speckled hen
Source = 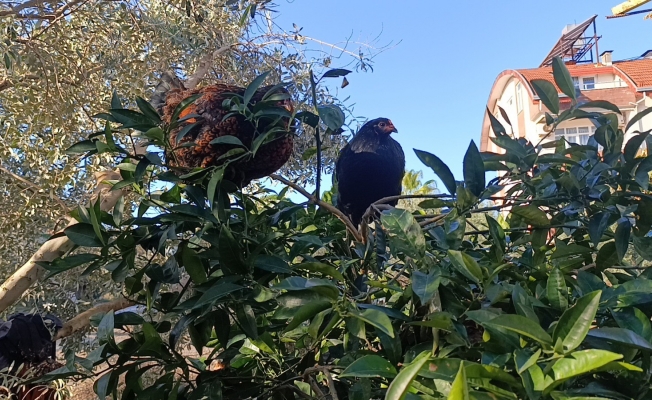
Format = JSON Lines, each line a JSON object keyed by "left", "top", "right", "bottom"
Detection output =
{"left": 151, "top": 72, "right": 295, "bottom": 187}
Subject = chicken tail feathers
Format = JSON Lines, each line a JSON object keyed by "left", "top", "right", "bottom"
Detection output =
{"left": 151, "top": 71, "right": 185, "bottom": 114}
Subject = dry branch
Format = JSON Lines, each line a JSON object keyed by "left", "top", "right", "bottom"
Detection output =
{"left": 55, "top": 298, "right": 134, "bottom": 340}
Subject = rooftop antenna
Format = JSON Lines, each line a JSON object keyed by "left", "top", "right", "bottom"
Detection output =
{"left": 540, "top": 15, "right": 601, "bottom": 67}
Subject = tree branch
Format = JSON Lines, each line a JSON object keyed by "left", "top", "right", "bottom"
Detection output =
{"left": 185, "top": 44, "right": 234, "bottom": 89}
{"left": 269, "top": 174, "right": 362, "bottom": 242}
{"left": 0, "top": 169, "right": 129, "bottom": 313}
{"left": 54, "top": 298, "right": 135, "bottom": 340}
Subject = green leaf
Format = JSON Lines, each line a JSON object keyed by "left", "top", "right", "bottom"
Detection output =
{"left": 193, "top": 282, "right": 243, "bottom": 309}
{"left": 352, "top": 308, "right": 395, "bottom": 338}
{"left": 210, "top": 135, "right": 245, "bottom": 147}
{"left": 97, "top": 311, "right": 115, "bottom": 344}
{"left": 626, "top": 106, "right": 652, "bottom": 132}
{"left": 136, "top": 96, "right": 162, "bottom": 123}
{"left": 448, "top": 250, "right": 483, "bottom": 284}
{"left": 381, "top": 209, "right": 426, "bottom": 258}
{"left": 317, "top": 104, "right": 345, "bottom": 131}
{"left": 322, "top": 68, "right": 352, "bottom": 78}
{"left": 486, "top": 107, "right": 506, "bottom": 136}
{"left": 296, "top": 110, "right": 319, "bottom": 128}
{"left": 531, "top": 79, "right": 560, "bottom": 114}
{"left": 180, "top": 244, "right": 207, "bottom": 284}
{"left": 111, "top": 90, "right": 122, "bottom": 109}
{"left": 218, "top": 226, "right": 246, "bottom": 274}
{"left": 547, "top": 268, "right": 569, "bottom": 310}
{"left": 596, "top": 241, "right": 619, "bottom": 269}
{"left": 244, "top": 71, "right": 271, "bottom": 105}
{"left": 448, "top": 362, "right": 470, "bottom": 400}
{"left": 512, "top": 205, "right": 549, "bottom": 227}
{"left": 462, "top": 140, "right": 485, "bottom": 197}
{"left": 512, "top": 284, "right": 539, "bottom": 324}
{"left": 64, "top": 223, "right": 105, "bottom": 247}
{"left": 553, "top": 290, "right": 601, "bottom": 353}
{"left": 414, "top": 149, "right": 457, "bottom": 195}
{"left": 588, "top": 212, "right": 610, "bottom": 246}
{"left": 552, "top": 56, "right": 577, "bottom": 100}
{"left": 39, "top": 254, "right": 100, "bottom": 278}
{"left": 587, "top": 326, "right": 652, "bottom": 351}
{"left": 254, "top": 254, "right": 293, "bottom": 274}
{"left": 578, "top": 100, "right": 621, "bottom": 114}
{"left": 612, "top": 307, "right": 652, "bottom": 342}
{"left": 207, "top": 168, "right": 224, "bottom": 208}
{"left": 170, "top": 93, "right": 201, "bottom": 123}
{"left": 273, "top": 276, "right": 340, "bottom": 299}
{"left": 294, "top": 262, "right": 345, "bottom": 281}
{"left": 385, "top": 351, "right": 431, "bottom": 400}
{"left": 615, "top": 218, "right": 631, "bottom": 261}
{"left": 66, "top": 140, "right": 98, "bottom": 155}
{"left": 412, "top": 269, "right": 441, "bottom": 305}
{"left": 484, "top": 314, "right": 552, "bottom": 346}
{"left": 551, "top": 350, "right": 623, "bottom": 381}
{"left": 175, "top": 120, "right": 202, "bottom": 144}
{"left": 235, "top": 304, "right": 258, "bottom": 339}
{"left": 340, "top": 355, "right": 397, "bottom": 378}
{"left": 285, "top": 301, "right": 332, "bottom": 331}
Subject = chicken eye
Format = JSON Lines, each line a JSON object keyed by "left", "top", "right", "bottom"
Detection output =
{"left": 379, "top": 122, "right": 386, "bottom": 127}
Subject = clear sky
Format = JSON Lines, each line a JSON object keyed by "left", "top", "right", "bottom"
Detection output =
{"left": 270, "top": 0, "right": 651, "bottom": 193}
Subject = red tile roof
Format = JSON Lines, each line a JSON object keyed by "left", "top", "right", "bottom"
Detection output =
{"left": 614, "top": 58, "right": 652, "bottom": 88}
{"left": 516, "top": 58, "right": 652, "bottom": 94}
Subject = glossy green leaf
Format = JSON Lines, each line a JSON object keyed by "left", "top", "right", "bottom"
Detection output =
{"left": 587, "top": 326, "right": 652, "bottom": 351}
{"left": 531, "top": 79, "right": 560, "bottom": 114}
{"left": 352, "top": 308, "right": 395, "bottom": 338}
{"left": 180, "top": 244, "right": 207, "bottom": 285}
{"left": 209, "top": 135, "right": 245, "bottom": 147}
{"left": 512, "top": 205, "right": 549, "bottom": 227}
{"left": 381, "top": 209, "right": 426, "bottom": 258}
{"left": 462, "top": 140, "right": 485, "bottom": 197}
{"left": 553, "top": 290, "right": 601, "bottom": 352}
{"left": 552, "top": 56, "right": 576, "bottom": 100}
{"left": 412, "top": 269, "right": 441, "bottom": 305}
{"left": 615, "top": 218, "right": 631, "bottom": 261}
{"left": 385, "top": 351, "right": 431, "bottom": 400}
{"left": 447, "top": 362, "right": 469, "bottom": 400}
{"left": 244, "top": 70, "right": 271, "bottom": 105}
{"left": 414, "top": 149, "right": 457, "bottom": 195}
{"left": 448, "top": 250, "right": 483, "bottom": 284}
{"left": 485, "top": 314, "right": 552, "bottom": 346}
{"left": 578, "top": 100, "right": 621, "bottom": 114}
{"left": 340, "top": 355, "right": 397, "bottom": 378}
{"left": 253, "top": 254, "right": 293, "bottom": 274}
{"left": 551, "top": 349, "right": 623, "bottom": 381}
{"left": 317, "top": 104, "right": 345, "bottom": 131}
{"left": 612, "top": 307, "right": 652, "bottom": 342}
{"left": 547, "top": 268, "right": 568, "bottom": 310}
{"left": 294, "top": 262, "right": 345, "bottom": 281}
{"left": 64, "top": 223, "right": 105, "bottom": 247}
{"left": 285, "top": 301, "right": 332, "bottom": 331}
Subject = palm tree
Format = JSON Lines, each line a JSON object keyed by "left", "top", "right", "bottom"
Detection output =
{"left": 399, "top": 169, "right": 438, "bottom": 211}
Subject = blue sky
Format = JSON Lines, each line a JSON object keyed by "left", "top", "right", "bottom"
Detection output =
{"left": 270, "top": 0, "right": 651, "bottom": 193}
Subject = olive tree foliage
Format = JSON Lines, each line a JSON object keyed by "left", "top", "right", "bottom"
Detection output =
{"left": 0, "top": 0, "right": 386, "bottom": 319}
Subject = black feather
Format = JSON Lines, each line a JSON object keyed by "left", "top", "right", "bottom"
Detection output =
{"left": 335, "top": 118, "right": 405, "bottom": 226}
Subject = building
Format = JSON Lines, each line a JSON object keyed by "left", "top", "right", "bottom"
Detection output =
{"left": 480, "top": 15, "right": 652, "bottom": 154}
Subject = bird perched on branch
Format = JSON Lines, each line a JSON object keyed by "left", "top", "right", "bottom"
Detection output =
{"left": 335, "top": 118, "right": 405, "bottom": 226}
{"left": 151, "top": 72, "right": 296, "bottom": 188}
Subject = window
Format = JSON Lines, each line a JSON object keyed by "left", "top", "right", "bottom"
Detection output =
{"left": 556, "top": 126, "right": 592, "bottom": 145}
{"left": 572, "top": 77, "right": 580, "bottom": 89}
{"left": 582, "top": 77, "right": 595, "bottom": 90}
{"left": 516, "top": 83, "right": 523, "bottom": 113}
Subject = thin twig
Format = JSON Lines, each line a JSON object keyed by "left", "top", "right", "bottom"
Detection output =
{"left": 270, "top": 174, "right": 362, "bottom": 242}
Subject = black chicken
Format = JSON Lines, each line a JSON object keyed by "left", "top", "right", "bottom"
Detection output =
{"left": 0, "top": 313, "right": 63, "bottom": 399}
{"left": 335, "top": 118, "right": 405, "bottom": 226}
